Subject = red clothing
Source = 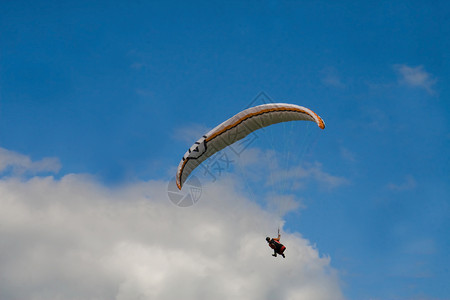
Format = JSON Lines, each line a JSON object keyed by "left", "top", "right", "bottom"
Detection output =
{"left": 268, "top": 238, "right": 286, "bottom": 254}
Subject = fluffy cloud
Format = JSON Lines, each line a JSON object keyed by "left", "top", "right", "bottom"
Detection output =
{"left": 0, "top": 155, "right": 345, "bottom": 299}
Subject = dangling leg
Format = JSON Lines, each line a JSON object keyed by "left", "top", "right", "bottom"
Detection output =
{"left": 279, "top": 246, "right": 286, "bottom": 258}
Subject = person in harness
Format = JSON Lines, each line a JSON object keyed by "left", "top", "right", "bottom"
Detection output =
{"left": 266, "top": 231, "right": 286, "bottom": 258}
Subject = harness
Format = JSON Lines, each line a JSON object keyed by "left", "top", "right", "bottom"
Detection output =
{"left": 269, "top": 239, "right": 283, "bottom": 251}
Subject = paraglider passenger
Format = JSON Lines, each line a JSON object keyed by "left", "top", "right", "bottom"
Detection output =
{"left": 266, "top": 233, "right": 286, "bottom": 258}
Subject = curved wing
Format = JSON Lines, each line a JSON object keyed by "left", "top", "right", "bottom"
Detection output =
{"left": 176, "top": 103, "right": 325, "bottom": 189}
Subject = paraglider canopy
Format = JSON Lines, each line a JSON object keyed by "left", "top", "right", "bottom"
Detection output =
{"left": 176, "top": 103, "right": 325, "bottom": 190}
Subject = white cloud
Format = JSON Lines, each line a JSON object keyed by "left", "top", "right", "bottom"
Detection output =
{"left": 0, "top": 151, "right": 345, "bottom": 300}
{"left": 235, "top": 148, "right": 349, "bottom": 191}
{"left": 387, "top": 175, "right": 417, "bottom": 191}
{"left": 321, "top": 67, "right": 346, "bottom": 89}
{"left": 394, "top": 64, "right": 437, "bottom": 94}
{"left": 268, "top": 161, "right": 350, "bottom": 190}
{"left": 403, "top": 238, "right": 436, "bottom": 256}
{"left": 0, "top": 147, "right": 61, "bottom": 176}
{"left": 340, "top": 147, "right": 357, "bottom": 163}
{"left": 173, "top": 123, "right": 211, "bottom": 145}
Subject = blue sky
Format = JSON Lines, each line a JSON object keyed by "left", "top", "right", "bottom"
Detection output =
{"left": 1, "top": 1, "right": 449, "bottom": 299}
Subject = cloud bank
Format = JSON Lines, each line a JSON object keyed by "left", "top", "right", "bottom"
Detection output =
{"left": 0, "top": 149, "right": 345, "bottom": 300}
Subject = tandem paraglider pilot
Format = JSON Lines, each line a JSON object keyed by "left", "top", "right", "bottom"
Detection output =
{"left": 266, "top": 232, "right": 286, "bottom": 258}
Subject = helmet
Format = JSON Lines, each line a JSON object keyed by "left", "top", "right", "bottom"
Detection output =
{"left": 266, "top": 237, "right": 270, "bottom": 242}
